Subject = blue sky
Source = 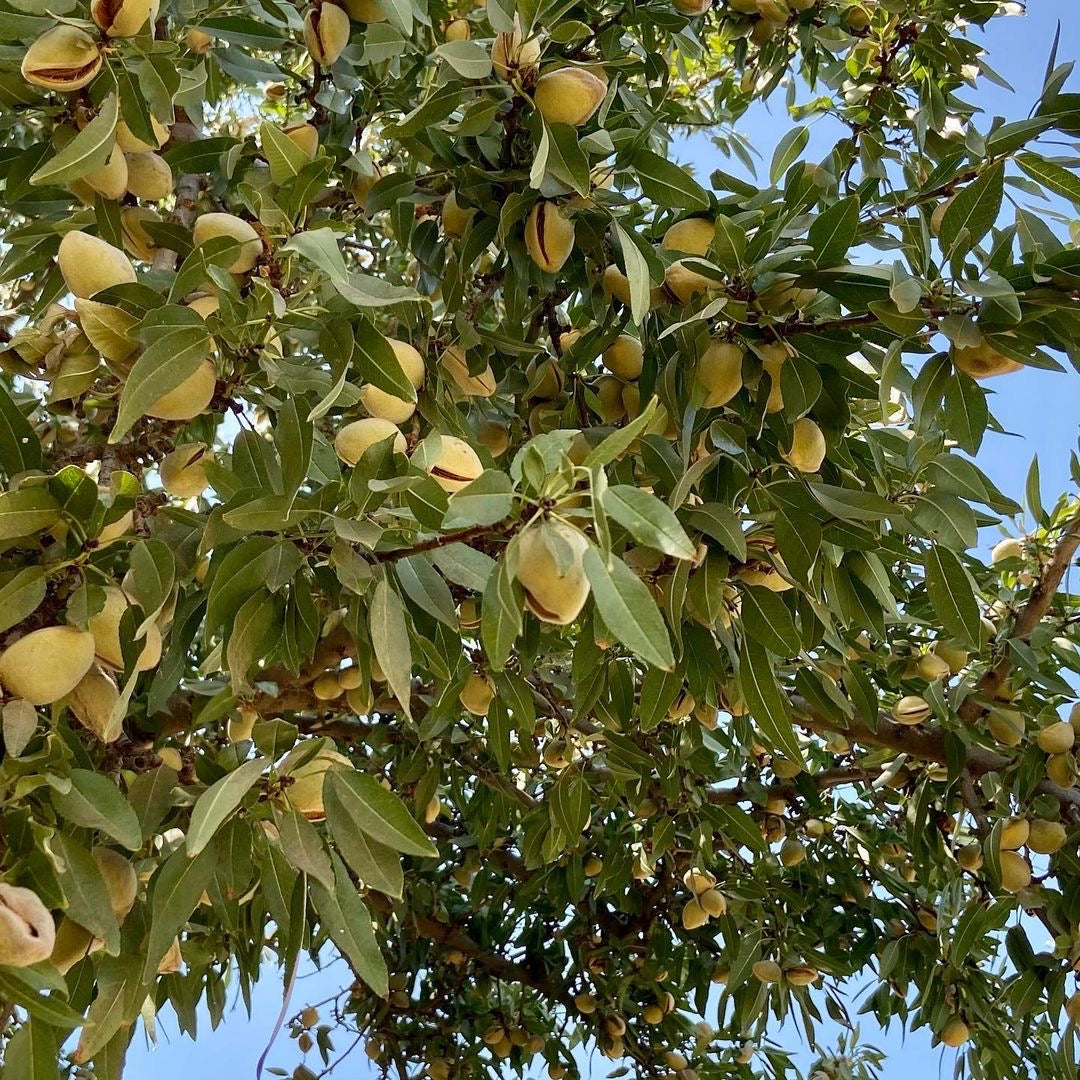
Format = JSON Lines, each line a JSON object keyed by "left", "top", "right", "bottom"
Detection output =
{"left": 126, "top": 4, "right": 1080, "bottom": 1078}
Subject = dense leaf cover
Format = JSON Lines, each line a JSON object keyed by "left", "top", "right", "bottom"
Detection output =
{"left": 0, "top": 0, "right": 1079, "bottom": 1077}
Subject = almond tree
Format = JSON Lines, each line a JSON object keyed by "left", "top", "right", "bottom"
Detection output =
{"left": 1, "top": 1, "right": 1079, "bottom": 1078}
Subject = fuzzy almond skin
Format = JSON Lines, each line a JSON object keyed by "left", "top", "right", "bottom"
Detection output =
{"left": 459, "top": 672, "right": 495, "bottom": 716}
{"left": 440, "top": 345, "right": 496, "bottom": 397}
{"left": 286, "top": 749, "right": 353, "bottom": 820}
{"left": 423, "top": 435, "right": 483, "bottom": 492}
{"left": 283, "top": 123, "right": 319, "bottom": 160}
{"left": 515, "top": 520, "right": 591, "bottom": 625}
{"left": 952, "top": 342, "right": 1022, "bottom": 379}
{"left": 124, "top": 152, "right": 173, "bottom": 201}
{"left": 57, "top": 232, "right": 137, "bottom": 300}
{"left": 145, "top": 359, "right": 216, "bottom": 421}
{"left": 22, "top": 25, "right": 103, "bottom": 91}
{"left": 0, "top": 626, "right": 95, "bottom": 705}
{"left": 185, "top": 27, "right": 213, "bottom": 52}
{"left": 91, "top": 0, "right": 158, "bottom": 37}
{"left": 444, "top": 18, "right": 470, "bottom": 40}
{"left": 118, "top": 206, "right": 161, "bottom": 261}
{"left": 388, "top": 339, "right": 426, "bottom": 389}
{"left": 68, "top": 665, "right": 121, "bottom": 741}
{"left": 525, "top": 201, "right": 575, "bottom": 273}
{"left": 83, "top": 149, "right": 129, "bottom": 200}
{"left": 533, "top": 68, "right": 607, "bottom": 127}
{"left": 304, "top": 3, "right": 351, "bottom": 66}
{"left": 491, "top": 27, "right": 541, "bottom": 80}
{"left": 0, "top": 884, "right": 55, "bottom": 967}
{"left": 191, "top": 213, "right": 262, "bottom": 273}
{"left": 603, "top": 335, "right": 643, "bottom": 380}
{"left": 93, "top": 847, "right": 138, "bottom": 919}
{"left": 782, "top": 417, "right": 826, "bottom": 472}
{"left": 341, "top": 0, "right": 388, "bottom": 20}
{"left": 89, "top": 586, "right": 163, "bottom": 672}
{"left": 335, "top": 417, "right": 407, "bottom": 465}
{"left": 359, "top": 383, "right": 416, "bottom": 424}
{"left": 441, "top": 191, "right": 474, "bottom": 238}
{"left": 159, "top": 442, "right": 211, "bottom": 498}
{"left": 115, "top": 116, "right": 170, "bottom": 153}
{"left": 696, "top": 340, "right": 744, "bottom": 407}
{"left": 662, "top": 217, "right": 715, "bottom": 256}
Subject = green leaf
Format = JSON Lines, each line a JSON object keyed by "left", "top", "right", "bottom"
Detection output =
{"left": 274, "top": 806, "right": 334, "bottom": 890}
{"left": 581, "top": 395, "right": 659, "bottom": 469}
{"left": 126, "top": 539, "right": 174, "bottom": 634}
{"left": 0, "top": 566, "right": 46, "bottom": 635}
{"left": 3, "top": 1016, "right": 60, "bottom": 1079}
{"left": 52, "top": 770, "right": 142, "bottom": 850}
{"left": 0, "top": 968, "right": 84, "bottom": 1029}
{"left": 309, "top": 852, "right": 388, "bottom": 996}
{"left": 434, "top": 38, "right": 492, "bottom": 78}
{"left": 186, "top": 757, "right": 266, "bottom": 857}
{"left": 325, "top": 790, "right": 404, "bottom": 898}
{"left": 111, "top": 307, "right": 212, "bottom": 442}
{"left": 739, "top": 585, "right": 800, "bottom": 656}
{"left": 141, "top": 846, "right": 215, "bottom": 982}
{"left": 0, "top": 487, "right": 60, "bottom": 541}
{"left": 602, "top": 486, "right": 696, "bottom": 559}
{"left": 739, "top": 640, "right": 804, "bottom": 765}
{"left": 1016, "top": 150, "right": 1080, "bottom": 207}
{"left": 583, "top": 547, "right": 674, "bottom": 671}
{"left": 940, "top": 161, "right": 1004, "bottom": 254}
{"left": 770, "top": 124, "right": 809, "bottom": 184}
{"left": 633, "top": 148, "right": 710, "bottom": 211}
{"left": 225, "top": 589, "right": 280, "bottom": 694}
{"left": 924, "top": 546, "right": 980, "bottom": 648}
{"left": 808, "top": 484, "right": 894, "bottom": 522}
{"left": 442, "top": 470, "right": 513, "bottom": 528}
{"left": 808, "top": 196, "right": 859, "bottom": 268}
{"left": 50, "top": 833, "right": 120, "bottom": 953}
{"left": 259, "top": 120, "right": 311, "bottom": 185}
{"left": 323, "top": 769, "right": 438, "bottom": 857}
{"left": 370, "top": 576, "right": 413, "bottom": 720}
{"left": 482, "top": 550, "right": 522, "bottom": 672}
{"left": 0, "top": 384, "right": 42, "bottom": 476}
{"left": 613, "top": 221, "right": 653, "bottom": 326}
{"left": 353, "top": 317, "right": 417, "bottom": 402}
{"left": 30, "top": 94, "right": 118, "bottom": 187}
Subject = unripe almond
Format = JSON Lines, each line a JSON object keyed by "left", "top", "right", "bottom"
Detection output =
{"left": 525, "top": 201, "right": 575, "bottom": 274}
{"left": 752, "top": 959, "right": 783, "bottom": 983}
{"left": 304, "top": 3, "right": 351, "bottom": 66}
{"left": 785, "top": 964, "right": 819, "bottom": 986}
{"left": 57, "top": 232, "right": 137, "bottom": 300}
{"left": 22, "top": 25, "right": 103, "bottom": 91}
{"left": 459, "top": 672, "right": 495, "bottom": 716}
{"left": 987, "top": 706, "right": 1024, "bottom": 747}
{"left": 1046, "top": 752, "right": 1075, "bottom": 787}
{"left": 284, "top": 123, "right": 319, "bottom": 160}
{"left": 116, "top": 116, "right": 169, "bottom": 154}
{"left": 939, "top": 1018, "right": 969, "bottom": 1047}
{"left": 146, "top": 359, "right": 216, "bottom": 420}
{"left": 681, "top": 897, "right": 708, "bottom": 930}
{"left": 998, "top": 849, "right": 1031, "bottom": 893}
{"left": 953, "top": 343, "right": 1021, "bottom": 379}
{"left": 159, "top": 442, "right": 210, "bottom": 498}
{"left": 1067, "top": 992, "right": 1080, "bottom": 1025}
{"left": 931, "top": 639, "right": 969, "bottom": 674}
{"left": 781, "top": 417, "right": 826, "bottom": 472}
{"left": 956, "top": 842, "right": 983, "bottom": 871}
{"left": 917, "top": 651, "right": 952, "bottom": 681}
{"left": 0, "top": 626, "right": 96, "bottom": 705}
{"left": 92, "top": 0, "right": 158, "bottom": 37}
{"left": 421, "top": 435, "right": 484, "bottom": 492}
{"left": 75, "top": 298, "right": 139, "bottom": 364}
{"left": 1038, "top": 721, "right": 1075, "bottom": 755}
{"left": 0, "top": 884, "right": 56, "bottom": 967}
{"left": 124, "top": 152, "right": 173, "bottom": 201}
{"left": 574, "top": 992, "right": 597, "bottom": 1014}
{"left": 286, "top": 749, "right": 352, "bottom": 820}
{"left": 533, "top": 68, "right": 607, "bottom": 127}
{"left": 93, "top": 847, "right": 138, "bottom": 919}
{"left": 445, "top": 18, "right": 470, "bottom": 39}
{"left": 999, "top": 816, "right": 1029, "bottom": 851}
{"left": 89, "top": 587, "right": 162, "bottom": 671}
{"left": 779, "top": 837, "right": 806, "bottom": 866}
{"left": 185, "top": 27, "right": 213, "bottom": 52}
{"left": 891, "top": 695, "right": 931, "bottom": 725}
{"left": 119, "top": 206, "right": 162, "bottom": 262}
{"left": 334, "top": 417, "right": 406, "bottom": 465}
{"left": 516, "top": 520, "right": 591, "bottom": 625}
{"left": 68, "top": 664, "right": 121, "bottom": 741}
{"left": 663, "top": 217, "right": 715, "bottom": 256}
{"left": 584, "top": 855, "right": 603, "bottom": 877}
{"left": 440, "top": 344, "right": 496, "bottom": 396}
{"left": 696, "top": 340, "right": 744, "bottom": 407}
{"left": 699, "top": 887, "right": 727, "bottom": 917}
{"left": 663, "top": 260, "right": 711, "bottom": 304}
{"left": 1027, "top": 819, "right": 1067, "bottom": 854}
{"left": 192, "top": 213, "right": 262, "bottom": 274}
{"left": 360, "top": 383, "right": 415, "bottom": 424}
{"left": 341, "top": 0, "right": 388, "bottom": 19}
{"left": 603, "top": 335, "right": 643, "bottom": 380}
{"left": 491, "top": 24, "right": 540, "bottom": 80}
{"left": 83, "top": 149, "right": 129, "bottom": 200}
{"left": 50, "top": 917, "right": 96, "bottom": 974}
{"left": 682, "top": 867, "right": 715, "bottom": 895}
{"left": 441, "top": 190, "right": 475, "bottom": 238}
{"left": 991, "top": 537, "right": 1024, "bottom": 564}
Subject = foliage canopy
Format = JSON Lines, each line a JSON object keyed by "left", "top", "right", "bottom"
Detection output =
{"left": 0, "top": 0, "right": 1079, "bottom": 1077}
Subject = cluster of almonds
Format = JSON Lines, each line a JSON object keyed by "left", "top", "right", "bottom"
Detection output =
{"left": 680, "top": 867, "right": 728, "bottom": 929}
